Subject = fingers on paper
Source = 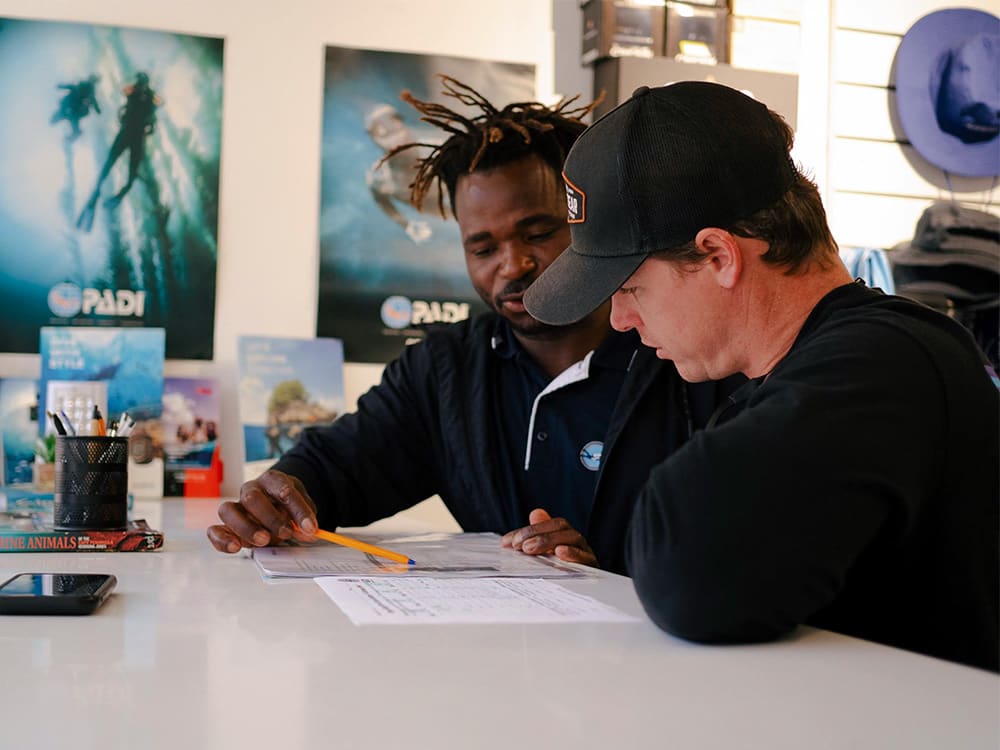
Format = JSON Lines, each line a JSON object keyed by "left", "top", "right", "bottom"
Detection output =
{"left": 501, "top": 509, "right": 599, "bottom": 567}
{"left": 503, "top": 510, "right": 571, "bottom": 550}
{"left": 501, "top": 507, "right": 553, "bottom": 548}
{"left": 552, "top": 544, "right": 598, "bottom": 567}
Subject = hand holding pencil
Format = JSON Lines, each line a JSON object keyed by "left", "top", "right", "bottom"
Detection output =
{"left": 207, "top": 469, "right": 414, "bottom": 565}
{"left": 208, "top": 470, "right": 319, "bottom": 553}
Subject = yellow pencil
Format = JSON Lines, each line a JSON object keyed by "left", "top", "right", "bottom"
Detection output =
{"left": 314, "top": 528, "right": 415, "bottom": 565}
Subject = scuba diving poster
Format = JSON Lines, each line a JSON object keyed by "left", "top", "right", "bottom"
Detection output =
{"left": 0, "top": 18, "right": 224, "bottom": 360}
{"left": 316, "top": 47, "right": 534, "bottom": 363}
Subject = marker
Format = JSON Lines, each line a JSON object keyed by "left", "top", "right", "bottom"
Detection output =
{"left": 303, "top": 526, "right": 415, "bottom": 565}
{"left": 90, "top": 405, "right": 105, "bottom": 436}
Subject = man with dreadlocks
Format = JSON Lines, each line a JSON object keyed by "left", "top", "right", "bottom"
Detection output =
{"left": 208, "top": 77, "right": 740, "bottom": 573}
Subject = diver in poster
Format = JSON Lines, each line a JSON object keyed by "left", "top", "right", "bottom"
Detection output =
{"left": 365, "top": 102, "right": 443, "bottom": 244}
{"left": 50, "top": 75, "right": 101, "bottom": 139}
{"left": 77, "top": 71, "right": 162, "bottom": 231}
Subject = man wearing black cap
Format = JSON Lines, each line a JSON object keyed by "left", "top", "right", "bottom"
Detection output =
{"left": 524, "top": 81, "right": 999, "bottom": 671}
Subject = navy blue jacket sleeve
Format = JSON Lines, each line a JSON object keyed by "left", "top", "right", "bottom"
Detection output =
{"left": 271, "top": 339, "right": 442, "bottom": 530}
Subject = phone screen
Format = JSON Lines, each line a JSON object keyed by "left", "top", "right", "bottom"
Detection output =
{"left": 0, "top": 573, "right": 116, "bottom": 615}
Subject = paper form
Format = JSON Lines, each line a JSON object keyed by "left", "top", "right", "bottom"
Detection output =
{"left": 252, "top": 531, "right": 590, "bottom": 579}
{"left": 315, "top": 576, "right": 641, "bottom": 624}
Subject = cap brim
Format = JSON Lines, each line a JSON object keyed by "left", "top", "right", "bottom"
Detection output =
{"left": 523, "top": 245, "right": 649, "bottom": 326}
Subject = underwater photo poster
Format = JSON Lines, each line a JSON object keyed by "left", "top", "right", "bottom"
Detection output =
{"left": 0, "top": 17, "right": 224, "bottom": 360}
{"left": 316, "top": 47, "right": 535, "bottom": 362}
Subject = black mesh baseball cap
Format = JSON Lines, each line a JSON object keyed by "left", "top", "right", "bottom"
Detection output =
{"left": 524, "top": 81, "right": 797, "bottom": 326}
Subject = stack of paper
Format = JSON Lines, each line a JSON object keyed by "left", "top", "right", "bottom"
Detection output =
{"left": 253, "top": 531, "right": 639, "bottom": 625}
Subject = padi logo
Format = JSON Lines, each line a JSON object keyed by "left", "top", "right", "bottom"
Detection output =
{"left": 47, "top": 283, "right": 83, "bottom": 317}
{"left": 380, "top": 295, "right": 413, "bottom": 329}
{"left": 380, "top": 296, "right": 470, "bottom": 330}
{"left": 47, "top": 283, "right": 146, "bottom": 318}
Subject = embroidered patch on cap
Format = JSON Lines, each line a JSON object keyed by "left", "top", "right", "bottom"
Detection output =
{"left": 563, "top": 173, "right": 586, "bottom": 224}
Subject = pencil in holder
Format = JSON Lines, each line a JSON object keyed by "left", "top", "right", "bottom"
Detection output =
{"left": 54, "top": 436, "right": 129, "bottom": 531}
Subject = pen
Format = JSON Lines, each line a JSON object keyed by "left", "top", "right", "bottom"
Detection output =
{"left": 117, "top": 413, "right": 136, "bottom": 437}
{"left": 59, "top": 410, "right": 77, "bottom": 436}
{"left": 47, "top": 411, "right": 67, "bottom": 436}
{"left": 313, "top": 528, "right": 416, "bottom": 565}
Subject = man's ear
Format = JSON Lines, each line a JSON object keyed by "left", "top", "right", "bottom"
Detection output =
{"left": 694, "top": 228, "right": 741, "bottom": 289}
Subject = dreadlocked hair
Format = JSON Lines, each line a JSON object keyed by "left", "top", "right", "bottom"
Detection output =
{"left": 380, "top": 74, "right": 601, "bottom": 218}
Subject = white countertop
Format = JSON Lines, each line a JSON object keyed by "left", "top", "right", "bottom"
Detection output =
{"left": 0, "top": 498, "right": 996, "bottom": 750}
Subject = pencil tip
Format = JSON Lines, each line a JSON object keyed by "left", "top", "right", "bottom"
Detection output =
{"left": 407, "top": 559, "right": 416, "bottom": 565}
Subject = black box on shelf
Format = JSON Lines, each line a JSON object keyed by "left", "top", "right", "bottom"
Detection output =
{"left": 664, "top": 2, "right": 730, "bottom": 64}
{"left": 582, "top": 0, "right": 666, "bottom": 65}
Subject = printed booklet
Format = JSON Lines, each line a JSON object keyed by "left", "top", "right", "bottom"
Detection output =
{"left": 162, "top": 376, "right": 223, "bottom": 497}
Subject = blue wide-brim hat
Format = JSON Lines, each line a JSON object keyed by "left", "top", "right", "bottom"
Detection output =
{"left": 895, "top": 8, "right": 999, "bottom": 178}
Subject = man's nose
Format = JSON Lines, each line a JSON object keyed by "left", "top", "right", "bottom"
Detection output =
{"left": 500, "top": 245, "right": 537, "bottom": 278}
{"left": 610, "top": 294, "right": 635, "bottom": 332}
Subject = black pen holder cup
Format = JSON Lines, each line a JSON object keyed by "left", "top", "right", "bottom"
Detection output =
{"left": 54, "top": 436, "right": 129, "bottom": 531}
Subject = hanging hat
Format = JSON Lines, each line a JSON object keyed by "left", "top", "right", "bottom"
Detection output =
{"left": 894, "top": 8, "right": 1000, "bottom": 178}
{"left": 891, "top": 202, "right": 999, "bottom": 304}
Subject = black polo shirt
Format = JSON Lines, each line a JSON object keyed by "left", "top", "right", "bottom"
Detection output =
{"left": 490, "top": 319, "right": 637, "bottom": 533}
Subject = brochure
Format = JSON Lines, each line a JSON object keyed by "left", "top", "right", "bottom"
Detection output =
{"left": 162, "top": 376, "right": 223, "bottom": 496}
{"left": 236, "top": 335, "right": 345, "bottom": 481}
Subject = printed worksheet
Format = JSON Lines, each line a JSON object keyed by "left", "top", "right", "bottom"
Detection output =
{"left": 252, "top": 532, "right": 590, "bottom": 579}
{"left": 316, "top": 576, "right": 641, "bottom": 624}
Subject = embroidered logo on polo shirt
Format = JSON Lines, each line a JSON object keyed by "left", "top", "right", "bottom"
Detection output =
{"left": 579, "top": 440, "right": 603, "bottom": 471}
{"left": 564, "top": 172, "right": 586, "bottom": 224}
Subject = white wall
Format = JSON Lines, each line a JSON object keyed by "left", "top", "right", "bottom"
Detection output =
{"left": 0, "top": 0, "right": 556, "bottom": 499}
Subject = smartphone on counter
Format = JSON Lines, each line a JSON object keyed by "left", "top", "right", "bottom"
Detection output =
{"left": 0, "top": 573, "right": 116, "bottom": 615}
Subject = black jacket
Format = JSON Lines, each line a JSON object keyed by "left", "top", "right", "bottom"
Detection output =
{"left": 273, "top": 312, "right": 732, "bottom": 574}
{"left": 626, "top": 282, "right": 1000, "bottom": 671}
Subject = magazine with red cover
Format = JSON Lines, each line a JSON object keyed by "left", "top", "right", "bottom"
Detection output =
{"left": 0, "top": 512, "right": 163, "bottom": 552}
